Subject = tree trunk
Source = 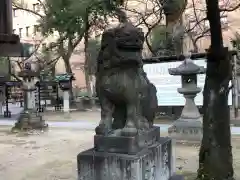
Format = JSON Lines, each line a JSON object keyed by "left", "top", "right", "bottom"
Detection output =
{"left": 83, "top": 16, "right": 95, "bottom": 107}
{"left": 192, "top": 43, "right": 199, "bottom": 53}
{"left": 84, "top": 34, "right": 91, "bottom": 96}
{"left": 197, "top": 0, "right": 234, "bottom": 179}
{"left": 188, "top": 33, "right": 199, "bottom": 53}
{"left": 192, "top": 39, "right": 199, "bottom": 53}
{"left": 84, "top": 66, "right": 92, "bottom": 96}
{"left": 63, "top": 57, "right": 74, "bottom": 101}
{"left": 64, "top": 58, "right": 72, "bottom": 74}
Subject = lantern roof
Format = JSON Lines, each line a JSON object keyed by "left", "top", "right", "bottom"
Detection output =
{"left": 168, "top": 58, "right": 205, "bottom": 75}
{"left": 54, "top": 73, "right": 75, "bottom": 81}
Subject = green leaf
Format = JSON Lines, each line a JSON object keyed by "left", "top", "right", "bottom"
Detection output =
{"left": 42, "top": 0, "right": 124, "bottom": 36}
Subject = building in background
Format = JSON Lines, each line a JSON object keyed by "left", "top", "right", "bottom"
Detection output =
{"left": 11, "top": 0, "right": 240, "bottom": 89}
{"left": 12, "top": 0, "right": 87, "bottom": 89}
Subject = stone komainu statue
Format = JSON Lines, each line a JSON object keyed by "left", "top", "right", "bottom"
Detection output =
{"left": 95, "top": 22, "right": 158, "bottom": 136}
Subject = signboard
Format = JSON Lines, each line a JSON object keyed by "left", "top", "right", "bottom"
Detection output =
{"left": 143, "top": 59, "right": 232, "bottom": 106}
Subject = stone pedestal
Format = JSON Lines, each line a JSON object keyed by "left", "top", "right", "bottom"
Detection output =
{"left": 77, "top": 137, "right": 175, "bottom": 180}
{"left": 13, "top": 110, "right": 48, "bottom": 131}
{"left": 0, "top": 90, "right": 4, "bottom": 115}
{"left": 168, "top": 93, "right": 203, "bottom": 141}
{"left": 94, "top": 126, "right": 160, "bottom": 154}
{"left": 27, "top": 90, "right": 34, "bottom": 109}
{"left": 30, "top": 89, "right": 36, "bottom": 109}
{"left": 168, "top": 117, "right": 202, "bottom": 141}
{"left": 63, "top": 90, "right": 70, "bottom": 113}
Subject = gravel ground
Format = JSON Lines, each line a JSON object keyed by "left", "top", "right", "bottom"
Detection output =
{"left": 0, "top": 127, "right": 239, "bottom": 180}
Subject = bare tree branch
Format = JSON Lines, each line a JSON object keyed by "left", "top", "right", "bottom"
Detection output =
{"left": 12, "top": 1, "right": 44, "bottom": 18}
{"left": 36, "top": 0, "right": 47, "bottom": 13}
{"left": 220, "top": 3, "right": 240, "bottom": 12}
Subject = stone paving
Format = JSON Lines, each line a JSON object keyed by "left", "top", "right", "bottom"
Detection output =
{"left": 1, "top": 104, "right": 240, "bottom": 179}
{"left": 2, "top": 104, "right": 240, "bottom": 135}
{"left": 0, "top": 127, "right": 240, "bottom": 179}
{"left": 0, "top": 128, "right": 94, "bottom": 180}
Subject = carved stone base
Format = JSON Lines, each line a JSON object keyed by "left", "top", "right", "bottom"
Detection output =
{"left": 12, "top": 110, "right": 48, "bottom": 131}
{"left": 94, "top": 126, "right": 160, "bottom": 154}
{"left": 168, "top": 117, "right": 202, "bottom": 141}
{"left": 77, "top": 137, "right": 175, "bottom": 180}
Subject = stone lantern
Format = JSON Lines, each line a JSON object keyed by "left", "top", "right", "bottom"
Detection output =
{"left": 0, "top": 57, "right": 10, "bottom": 117}
{"left": 55, "top": 73, "right": 75, "bottom": 113}
{"left": 12, "top": 63, "right": 48, "bottom": 131}
{"left": 168, "top": 57, "right": 205, "bottom": 141}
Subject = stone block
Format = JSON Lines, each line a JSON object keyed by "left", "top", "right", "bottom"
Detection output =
{"left": 4, "top": 110, "right": 11, "bottom": 118}
{"left": 0, "top": 42, "right": 23, "bottom": 57}
{"left": 169, "top": 174, "right": 184, "bottom": 180}
{"left": 77, "top": 137, "right": 175, "bottom": 180}
{"left": 94, "top": 126, "right": 160, "bottom": 154}
{"left": 12, "top": 111, "right": 48, "bottom": 131}
{"left": 168, "top": 117, "right": 202, "bottom": 141}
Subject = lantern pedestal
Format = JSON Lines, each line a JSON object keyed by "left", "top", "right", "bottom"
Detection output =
{"left": 13, "top": 110, "right": 48, "bottom": 131}
{"left": 0, "top": 89, "right": 4, "bottom": 115}
{"left": 63, "top": 90, "right": 70, "bottom": 113}
{"left": 168, "top": 89, "right": 202, "bottom": 141}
